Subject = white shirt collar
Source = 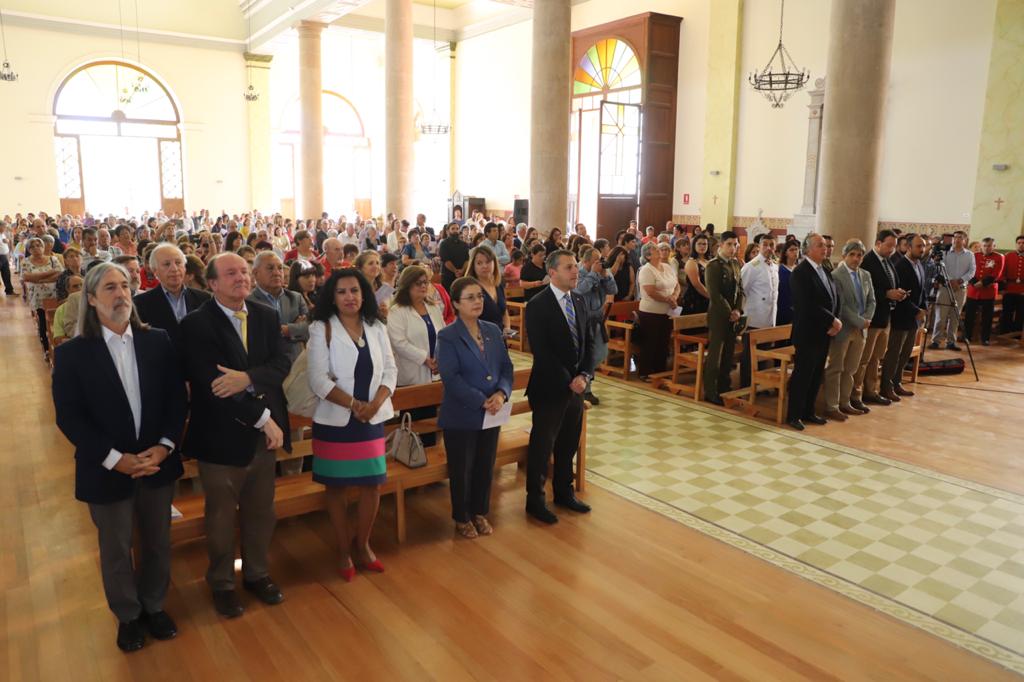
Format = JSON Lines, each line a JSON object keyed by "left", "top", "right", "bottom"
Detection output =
{"left": 550, "top": 283, "right": 571, "bottom": 301}
{"left": 101, "top": 323, "right": 134, "bottom": 344}
{"left": 215, "top": 298, "right": 248, "bottom": 319}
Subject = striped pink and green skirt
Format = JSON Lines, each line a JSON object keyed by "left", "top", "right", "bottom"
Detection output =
{"left": 311, "top": 420, "right": 387, "bottom": 487}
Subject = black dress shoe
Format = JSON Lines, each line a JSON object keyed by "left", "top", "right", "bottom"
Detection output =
{"left": 946, "top": 343, "right": 961, "bottom": 351}
{"left": 982, "top": 340, "right": 990, "bottom": 346}
{"left": 928, "top": 341, "right": 940, "bottom": 349}
{"left": 554, "top": 496, "right": 591, "bottom": 513}
{"left": 803, "top": 415, "right": 828, "bottom": 426}
{"left": 141, "top": 610, "right": 177, "bottom": 640}
{"left": 863, "top": 393, "right": 892, "bottom": 406}
{"left": 787, "top": 418, "right": 805, "bottom": 431}
{"left": 893, "top": 384, "right": 915, "bottom": 397}
{"left": 243, "top": 577, "right": 284, "bottom": 605}
{"left": 212, "top": 589, "right": 244, "bottom": 618}
{"left": 116, "top": 619, "right": 145, "bottom": 652}
{"left": 849, "top": 399, "right": 870, "bottom": 413}
{"left": 707, "top": 396, "right": 725, "bottom": 406}
{"left": 526, "top": 503, "right": 559, "bottom": 525}
{"left": 583, "top": 392, "right": 600, "bottom": 405}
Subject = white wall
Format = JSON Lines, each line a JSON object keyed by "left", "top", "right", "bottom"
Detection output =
{"left": 0, "top": 23, "right": 250, "bottom": 215}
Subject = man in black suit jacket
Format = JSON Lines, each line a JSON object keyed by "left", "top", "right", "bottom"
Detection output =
{"left": 133, "top": 243, "right": 210, "bottom": 353}
{"left": 881, "top": 234, "right": 928, "bottom": 400}
{"left": 786, "top": 234, "right": 842, "bottom": 430}
{"left": 180, "top": 252, "right": 290, "bottom": 618}
{"left": 52, "top": 262, "right": 187, "bottom": 653}
{"left": 853, "top": 230, "right": 906, "bottom": 409}
{"left": 524, "top": 249, "right": 597, "bottom": 524}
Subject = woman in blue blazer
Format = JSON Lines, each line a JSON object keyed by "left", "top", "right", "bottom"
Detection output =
{"left": 436, "top": 276, "right": 514, "bottom": 538}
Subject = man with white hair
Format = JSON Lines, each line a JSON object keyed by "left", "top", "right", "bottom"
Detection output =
{"left": 248, "top": 251, "right": 308, "bottom": 365}
{"left": 318, "top": 237, "right": 344, "bottom": 277}
{"left": 134, "top": 243, "right": 211, "bottom": 353}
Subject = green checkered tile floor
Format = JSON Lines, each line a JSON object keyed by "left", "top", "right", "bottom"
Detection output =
{"left": 511, "top": 356, "right": 1024, "bottom": 674}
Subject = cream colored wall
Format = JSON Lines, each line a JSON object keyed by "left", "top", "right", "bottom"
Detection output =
{"left": 453, "top": 0, "right": 708, "bottom": 215}
{"left": 3, "top": 0, "right": 245, "bottom": 39}
{"left": 0, "top": 23, "right": 251, "bottom": 215}
{"left": 733, "top": 0, "right": 995, "bottom": 226}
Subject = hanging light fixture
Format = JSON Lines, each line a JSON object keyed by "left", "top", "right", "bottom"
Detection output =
{"left": 0, "top": 9, "right": 16, "bottom": 82}
{"left": 116, "top": 0, "right": 136, "bottom": 104}
{"left": 244, "top": 7, "right": 259, "bottom": 102}
{"left": 418, "top": 0, "right": 449, "bottom": 135}
{"left": 748, "top": 0, "right": 809, "bottom": 108}
{"left": 130, "top": 0, "right": 148, "bottom": 97}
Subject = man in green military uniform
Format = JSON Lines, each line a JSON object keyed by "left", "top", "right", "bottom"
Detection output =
{"left": 703, "top": 231, "right": 745, "bottom": 405}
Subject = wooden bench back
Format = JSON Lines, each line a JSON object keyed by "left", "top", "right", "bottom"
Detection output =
{"left": 748, "top": 324, "right": 792, "bottom": 345}
{"left": 672, "top": 312, "right": 707, "bottom": 331}
{"left": 390, "top": 367, "right": 531, "bottom": 411}
{"left": 607, "top": 300, "right": 639, "bottom": 319}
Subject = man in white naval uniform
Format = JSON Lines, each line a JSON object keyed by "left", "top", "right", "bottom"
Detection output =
{"left": 739, "top": 234, "right": 779, "bottom": 388}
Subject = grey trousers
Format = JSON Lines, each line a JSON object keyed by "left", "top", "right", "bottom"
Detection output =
{"left": 198, "top": 441, "right": 277, "bottom": 590}
{"left": 88, "top": 482, "right": 175, "bottom": 623}
{"left": 932, "top": 287, "right": 966, "bottom": 344}
{"left": 881, "top": 327, "right": 917, "bottom": 392}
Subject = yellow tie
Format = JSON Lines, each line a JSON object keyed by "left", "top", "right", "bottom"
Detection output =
{"left": 233, "top": 310, "right": 248, "bottom": 351}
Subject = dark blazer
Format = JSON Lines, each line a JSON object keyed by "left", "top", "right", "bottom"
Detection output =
{"left": 524, "top": 285, "right": 596, "bottom": 400}
{"left": 180, "top": 298, "right": 292, "bottom": 466}
{"left": 52, "top": 327, "right": 186, "bottom": 504}
{"left": 436, "top": 318, "right": 514, "bottom": 431}
{"left": 892, "top": 256, "right": 927, "bottom": 331}
{"left": 789, "top": 259, "right": 840, "bottom": 346}
{"left": 133, "top": 285, "right": 210, "bottom": 350}
{"left": 861, "top": 249, "right": 897, "bottom": 328}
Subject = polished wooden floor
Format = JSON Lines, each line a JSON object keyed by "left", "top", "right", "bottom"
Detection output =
{"left": 1, "top": 290, "right": 1020, "bottom": 681}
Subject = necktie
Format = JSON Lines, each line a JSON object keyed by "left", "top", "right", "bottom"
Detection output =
{"left": 816, "top": 265, "right": 834, "bottom": 304}
{"left": 234, "top": 310, "right": 248, "bottom": 351}
{"left": 563, "top": 293, "right": 579, "bottom": 353}
{"left": 852, "top": 270, "right": 865, "bottom": 315}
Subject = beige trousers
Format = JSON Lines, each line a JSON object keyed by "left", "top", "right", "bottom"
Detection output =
{"left": 824, "top": 329, "right": 867, "bottom": 410}
{"left": 852, "top": 325, "right": 889, "bottom": 401}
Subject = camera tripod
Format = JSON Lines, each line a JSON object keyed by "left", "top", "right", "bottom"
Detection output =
{"left": 921, "top": 258, "right": 979, "bottom": 381}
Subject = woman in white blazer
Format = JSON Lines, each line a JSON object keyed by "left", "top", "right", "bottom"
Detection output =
{"left": 387, "top": 265, "right": 447, "bottom": 446}
{"left": 307, "top": 268, "right": 397, "bottom": 581}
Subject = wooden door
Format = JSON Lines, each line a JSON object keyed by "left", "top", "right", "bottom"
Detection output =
{"left": 596, "top": 101, "right": 641, "bottom": 239}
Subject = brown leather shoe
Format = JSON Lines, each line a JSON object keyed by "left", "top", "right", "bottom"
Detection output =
{"left": 839, "top": 405, "right": 865, "bottom": 416}
{"left": 862, "top": 393, "right": 891, "bottom": 406}
{"left": 881, "top": 389, "right": 901, "bottom": 403}
{"left": 893, "top": 384, "right": 915, "bottom": 397}
{"left": 824, "top": 409, "right": 849, "bottom": 422}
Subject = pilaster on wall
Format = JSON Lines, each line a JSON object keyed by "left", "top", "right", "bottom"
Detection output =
{"left": 245, "top": 53, "right": 273, "bottom": 213}
{"left": 971, "top": 0, "right": 1024, "bottom": 246}
{"left": 700, "top": 0, "right": 743, "bottom": 231}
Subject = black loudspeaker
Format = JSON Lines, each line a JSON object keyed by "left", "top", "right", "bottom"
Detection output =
{"left": 513, "top": 199, "right": 529, "bottom": 225}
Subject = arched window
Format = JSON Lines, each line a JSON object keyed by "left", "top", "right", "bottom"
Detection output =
{"left": 570, "top": 38, "right": 643, "bottom": 233}
{"left": 274, "top": 91, "right": 372, "bottom": 218}
{"left": 52, "top": 61, "right": 184, "bottom": 217}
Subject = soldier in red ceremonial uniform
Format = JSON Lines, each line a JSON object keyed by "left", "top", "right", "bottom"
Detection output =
{"left": 963, "top": 237, "right": 1004, "bottom": 345}
{"left": 998, "top": 235, "right": 1024, "bottom": 334}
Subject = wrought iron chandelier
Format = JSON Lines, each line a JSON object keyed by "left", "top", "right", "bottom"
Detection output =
{"left": 0, "top": 9, "right": 16, "bottom": 82}
{"left": 419, "top": 0, "right": 449, "bottom": 136}
{"left": 748, "top": 0, "right": 809, "bottom": 108}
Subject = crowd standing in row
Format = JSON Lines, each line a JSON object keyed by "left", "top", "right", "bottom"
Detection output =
{"left": 2, "top": 205, "right": 1017, "bottom": 653}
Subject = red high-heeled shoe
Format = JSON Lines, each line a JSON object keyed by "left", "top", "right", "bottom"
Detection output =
{"left": 338, "top": 564, "right": 356, "bottom": 582}
{"left": 360, "top": 559, "right": 385, "bottom": 573}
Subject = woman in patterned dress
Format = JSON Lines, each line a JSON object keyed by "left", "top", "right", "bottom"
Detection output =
{"left": 307, "top": 268, "right": 398, "bottom": 581}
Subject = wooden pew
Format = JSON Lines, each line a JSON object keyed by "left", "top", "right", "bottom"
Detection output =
{"left": 651, "top": 313, "right": 709, "bottom": 400}
{"left": 597, "top": 300, "right": 640, "bottom": 380}
{"left": 903, "top": 325, "right": 927, "bottom": 384}
{"left": 505, "top": 288, "right": 528, "bottom": 352}
{"left": 168, "top": 367, "right": 588, "bottom": 545}
{"left": 744, "top": 325, "right": 794, "bottom": 424}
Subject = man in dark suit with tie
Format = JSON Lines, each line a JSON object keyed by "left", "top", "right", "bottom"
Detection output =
{"left": 786, "top": 233, "right": 842, "bottom": 431}
{"left": 52, "top": 262, "right": 187, "bottom": 652}
{"left": 180, "top": 252, "right": 290, "bottom": 618}
{"left": 854, "top": 230, "right": 907, "bottom": 408}
{"left": 133, "top": 243, "right": 210, "bottom": 353}
{"left": 523, "top": 249, "right": 597, "bottom": 524}
{"left": 881, "top": 234, "right": 928, "bottom": 401}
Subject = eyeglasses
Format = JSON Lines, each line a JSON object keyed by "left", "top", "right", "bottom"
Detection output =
{"left": 459, "top": 293, "right": 485, "bottom": 302}
{"left": 413, "top": 279, "right": 430, "bottom": 287}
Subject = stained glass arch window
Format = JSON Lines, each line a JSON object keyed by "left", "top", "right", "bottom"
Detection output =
{"left": 573, "top": 38, "right": 642, "bottom": 96}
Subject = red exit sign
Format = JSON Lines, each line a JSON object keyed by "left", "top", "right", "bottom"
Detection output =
{"left": 683, "top": 193, "right": 690, "bottom": 205}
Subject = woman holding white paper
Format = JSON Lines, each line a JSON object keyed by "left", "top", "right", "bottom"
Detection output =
{"left": 436, "top": 276, "right": 515, "bottom": 539}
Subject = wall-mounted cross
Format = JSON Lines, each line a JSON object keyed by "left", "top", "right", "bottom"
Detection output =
{"left": 995, "top": 197, "right": 1005, "bottom": 211}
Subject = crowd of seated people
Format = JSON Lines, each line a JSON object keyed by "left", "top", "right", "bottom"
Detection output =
{"left": 3, "top": 203, "right": 1019, "bottom": 652}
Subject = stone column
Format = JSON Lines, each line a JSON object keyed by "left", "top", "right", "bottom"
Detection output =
{"left": 298, "top": 21, "right": 325, "bottom": 219}
{"left": 385, "top": 0, "right": 414, "bottom": 219}
{"left": 245, "top": 53, "right": 273, "bottom": 213}
{"left": 817, "top": 0, "right": 896, "bottom": 247}
{"left": 790, "top": 78, "right": 826, "bottom": 239}
{"left": 529, "top": 0, "right": 571, "bottom": 233}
